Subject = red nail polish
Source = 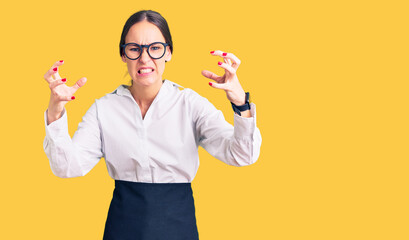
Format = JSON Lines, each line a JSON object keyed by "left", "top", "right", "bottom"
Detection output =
{"left": 218, "top": 62, "right": 222, "bottom": 65}
{"left": 71, "top": 96, "right": 75, "bottom": 100}
{"left": 209, "top": 82, "right": 213, "bottom": 86}
{"left": 59, "top": 60, "right": 64, "bottom": 63}
{"left": 62, "top": 78, "right": 66, "bottom": 82}
{"left": 53, "top": 67, "right": 57, "bottom": 71}
{"left": 210, "top": 51, "right": 215, "bottom": 54}
{"left": 222, "top": 52, "right": 227, "bottom": 56}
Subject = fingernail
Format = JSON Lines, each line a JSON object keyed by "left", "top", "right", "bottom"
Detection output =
{"left": 53, "top": 67, "right": 57, "bottom": 71}
{"left": 62, "top": 78, "right": 66, "bottom": 82}
{"left": 71, "top": 96, "right": 75, "bottom": 100}
{"left": 209, "top": 82, "right": 213, "bottom": 86}
{"left": 218, "top": 62, "right": 222, "bottom": 65}
{"left": 222, "top": 52, "right": 227, "bottom": 56}
{"left": 59, "top": 60, "right": 64, "bottom": 63}
{"left": 210, "top": 51, "right": 215, "bottom": 54}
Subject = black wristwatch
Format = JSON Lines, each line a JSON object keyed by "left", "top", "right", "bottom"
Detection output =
{"left": 231, "top": 92, "right": 251, "bottom": 116}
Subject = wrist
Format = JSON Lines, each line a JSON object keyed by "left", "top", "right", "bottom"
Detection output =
{"left": 46, "top": 109, "right": 63, "bottom": 125}
{"left": 231, "top": 91, "right": 246, "bottom": 106}
{"left": 239, "top": 110, "right": 251, "bottom": 118}
{"left": 47, "top": 103, "right": 64, "bottom": 119}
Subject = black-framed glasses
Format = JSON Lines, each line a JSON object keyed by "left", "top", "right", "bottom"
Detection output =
{"left": 121, "top": 42, "right": 170, "bottom": 60}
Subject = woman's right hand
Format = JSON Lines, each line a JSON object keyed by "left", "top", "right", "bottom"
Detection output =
{"left": 44, "top": 60, "right": 87, "bottom": 124}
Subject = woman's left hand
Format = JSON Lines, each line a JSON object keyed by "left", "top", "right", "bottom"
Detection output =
{"left": 202, "top": 50, "right": 246, "bottom": 106}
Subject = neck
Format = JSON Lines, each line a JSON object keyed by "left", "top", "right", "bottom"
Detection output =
{"left": 128, "top": 79, "right": 164, "bottom": 108}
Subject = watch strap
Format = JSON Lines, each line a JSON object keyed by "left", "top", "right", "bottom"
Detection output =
{"left": 231, "top": 92, "right": 250, "bottom": 116}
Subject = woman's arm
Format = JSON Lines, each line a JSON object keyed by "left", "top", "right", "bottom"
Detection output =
{"left": 43, "top": 60, "right": 102, "bottom": 178}
{"left": 191, "top": 91, "right": 262, "bottom": 166}
{"left": 44, "top": 102, "right": 104, "bottom": 178}
{"left": 197, "top": 50, "right": 262, "bottom": 165}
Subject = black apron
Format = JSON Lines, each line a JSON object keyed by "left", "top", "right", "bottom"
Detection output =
{"left": 103, "top": 180, "right": 199, "bottom": 240}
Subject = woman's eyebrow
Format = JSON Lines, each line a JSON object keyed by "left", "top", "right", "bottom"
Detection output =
{"left": 126, "top": 41, "right": 162, "bottom": 45}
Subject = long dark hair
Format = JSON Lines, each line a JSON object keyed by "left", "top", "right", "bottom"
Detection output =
{"left": 119, "top": 10, "right": 173, "bottom": 57}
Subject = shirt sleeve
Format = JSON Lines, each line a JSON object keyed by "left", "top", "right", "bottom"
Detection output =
{"left": 192, "top": 92, "right": 262, "bottom": 166}
{"left": 43, "top": 101, "right": 104, "bottom": 178}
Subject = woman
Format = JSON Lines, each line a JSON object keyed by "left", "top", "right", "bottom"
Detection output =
{"left": 43, "top": 10, "right": 261, "bottom": 240}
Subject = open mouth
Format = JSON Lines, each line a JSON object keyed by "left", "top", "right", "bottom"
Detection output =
{"left": 138, "top": 68, "right": 154, "bottom": 74}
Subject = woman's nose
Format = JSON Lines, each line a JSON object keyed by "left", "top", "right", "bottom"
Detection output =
{"left": 139, "top": 48, "right": 151, "bottom": 62}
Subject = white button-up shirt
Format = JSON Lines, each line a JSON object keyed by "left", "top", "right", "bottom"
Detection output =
{"left": 43, "top": 79, "right": 262, "bottom": 183}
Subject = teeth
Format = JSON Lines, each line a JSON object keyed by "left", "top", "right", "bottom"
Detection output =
{"left": 139, "top": 69, "right": 153, "bottom": 74}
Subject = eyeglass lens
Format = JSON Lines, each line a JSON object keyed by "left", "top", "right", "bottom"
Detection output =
{"left": 124, "top": 43, "right": 165, "bottom": 59}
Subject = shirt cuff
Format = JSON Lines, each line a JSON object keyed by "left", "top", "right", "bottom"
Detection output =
{"left": 233, "top": 102, "right": 257, "bottom": 138}
{"left": 44, "top": 108, "right": 68, "bottom": 139}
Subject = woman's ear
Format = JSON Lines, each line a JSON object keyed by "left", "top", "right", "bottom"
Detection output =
{"left": 165, "top": 47, "right": 172, "bottom": 62}
{"left": 121, "top": 54, "right": 127, "bottom": 63}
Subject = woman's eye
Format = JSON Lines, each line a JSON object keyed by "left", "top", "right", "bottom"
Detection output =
{"left": 130, "top": 48, "right": 140, "bottom": 52}
{"left": 151, "top": 47, "right": 160, "bottom": 51}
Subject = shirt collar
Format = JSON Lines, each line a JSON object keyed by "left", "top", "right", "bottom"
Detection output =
{"left": 112, "top": 79, "right": 181, "bottom": 98}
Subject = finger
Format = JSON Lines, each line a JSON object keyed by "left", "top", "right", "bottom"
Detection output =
{"left": 53, "top": 72, "right": 62, "bottom": 81}
{"left": 51, "top": 91, "right": 76, "bottom": 101}
{"left": 71, "top": 77, "right": 87, "bottom": 92}
{"left": 201, "top": 70, "right": 223, "bottom": 82}
{"left": 44, "top": 60, "right": 64, "bottom": 83}
{"left": 224, "top": 58, "right": 232, "bottom": 66}
{"left": 217, "top": 61, "right": 236, "bottom": 75}
{"left": 44, "top": 66, "right": 59, "bottom": 83}
{"left": 210, "top": 50, "right": 224, "bottom": 56}
{"left": 211, "top": 50, "right": 241, "bottom": 68}
{"left": 209, "top": 81, "right": 228, "bottom": 90}
{"left": 49, "top": 78, "right": 67, "bottom": 89}
{"left": 60, "top": 95, "right": 76, "bottom": 101}
{"left": 222, "top": 52, "right": 241, "bottom": 68}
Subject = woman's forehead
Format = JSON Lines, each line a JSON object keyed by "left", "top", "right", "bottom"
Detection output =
{"left": 125, "top": 21, "right": 165, "bottom": 44}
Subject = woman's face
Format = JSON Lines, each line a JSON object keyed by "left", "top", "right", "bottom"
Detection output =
{"left": 122, "top": 20, "right": 172, "bottom": 87}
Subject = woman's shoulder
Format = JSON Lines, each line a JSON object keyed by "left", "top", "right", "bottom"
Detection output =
{"left": 165, "top": 80, "right": 203, "bottom": 100}
{"left": 168, "top": 81, "right": 215, "bottom": 111}
{"left": 90, "top": 84, "right": 132, "bottom": 109}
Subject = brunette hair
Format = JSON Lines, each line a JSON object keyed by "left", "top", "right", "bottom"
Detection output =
{"left": 119, "top": 10, "right": 173, "bottom": 57}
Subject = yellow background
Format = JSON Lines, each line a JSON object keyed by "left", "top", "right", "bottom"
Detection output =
{"left": 1, "top": 0, "right": 408, "bottom": 239}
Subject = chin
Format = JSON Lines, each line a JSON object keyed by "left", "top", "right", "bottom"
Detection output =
{"left": 132, "top": 75, "right": 161, "bottom": 87}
